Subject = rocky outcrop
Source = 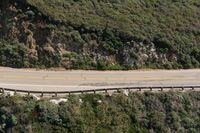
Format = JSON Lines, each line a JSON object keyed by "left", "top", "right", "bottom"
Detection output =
{"left": 0, "top": 0, "right": 182, "bottom": 69}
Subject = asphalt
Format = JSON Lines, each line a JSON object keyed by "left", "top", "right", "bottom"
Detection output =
{"left": 0, "top": 67, "right": 200, "bottom": 92}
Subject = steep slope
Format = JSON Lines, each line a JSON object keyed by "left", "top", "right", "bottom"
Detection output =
{"left": 1, "top": 0, "right": 200, "bottom": 69}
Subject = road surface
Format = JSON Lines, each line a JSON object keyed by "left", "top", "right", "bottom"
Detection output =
{"left": 0, "top": 67, "right": 200, "bottom": 92}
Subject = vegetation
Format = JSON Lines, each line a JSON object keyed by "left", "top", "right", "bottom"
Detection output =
{"left": 0, "top": 40, "right": 29, "bottom": 68}
{"left": 1, "top": 91, "right": 200, "bottom": 133}
{"left": 1, "top": 0, "right": 200, "bottom": 69}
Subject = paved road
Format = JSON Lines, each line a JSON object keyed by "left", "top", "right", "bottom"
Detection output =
{"left": 0, "top": 67, "right": 200, "bottom": 92}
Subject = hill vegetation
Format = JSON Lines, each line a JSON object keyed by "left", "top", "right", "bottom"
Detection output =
{"left": 1, "top": 0, "right": 200, "bottom": 69}
{"left": 0, "top": 91, "right": 200, "bottom": 133}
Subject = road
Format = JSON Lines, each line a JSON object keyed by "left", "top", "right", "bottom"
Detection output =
{"left": 0, "top": 67, "right": 200, "bottom": 92}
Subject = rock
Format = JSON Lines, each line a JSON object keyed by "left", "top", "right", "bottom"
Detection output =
{"left": 14, "top": 16, "right": 18, "bottom": 21}
{"left": 171, "top": 54, "right": 178, "bottom": 62}
{"left": 143, "top": 54, "right": 149, "bottom": 58}
{"left": 107, "top": 91, "right": 113, "bottom": 96}
{"left": 123, "top": 90, "right": 129, "bottom": 96}
{"left": 149, "top": 51, "right": 158, "bottom": 60}
{"left": 26, "top": 30, "right": 36, "bottom": 49}
{"left": 79, "top": 99, "right": 83, "bottom": 103}
{"left": 43, "top": 45, "right": 55, "bottom": 54}
{"left": 150, "top": 47, "right": 156, "bottom": 52}
{"left": 97, "top": 100, "right": 102, "bottom": 103}
{"left": 57, "top": 43, "right": 63, "bottom": 49}
{"left": 29, "top": 49, "right": 38, "bottom": 58}
{"left": 31, "top": 94, "right": 40, "bottom": 101}
{"left": 25, "top": 30, "right": 38, "bottom": 58}
{"left": 160, "top": 54, "right": 168, "bottom": 64}
{"left": 138, "top": 54, "right": 149, "bottom": 64}
{"left": 59, "top": 98, "right": 68, "bottom": 103}
{"left": 4, "top": 91, "right": 15, "bottom": 97}
{"left": 50, "top": 98, "right": 68, "bottom": 104}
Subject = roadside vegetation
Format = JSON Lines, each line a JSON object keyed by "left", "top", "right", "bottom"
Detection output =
{"left": 1, "top": 91, "right": 200, "bottom": 133}
{"left": 0, "top": 40, "right": 29, "bottom": 68}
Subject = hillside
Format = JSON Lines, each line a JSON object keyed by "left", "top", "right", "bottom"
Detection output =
{"left": 0, "top": 92, "right": 200, "bottom": 133}
{"left": 1, "top": 0, "right": 200, "bottom": 69}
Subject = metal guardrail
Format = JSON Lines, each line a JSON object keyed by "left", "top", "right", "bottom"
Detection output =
{"left": 0, "top": 85, "right": 200, "bottom": 97}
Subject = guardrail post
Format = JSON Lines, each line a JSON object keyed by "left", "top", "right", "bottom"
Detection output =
{"left": 160, "top": 87, "right": 163, "bottom": 91}
{"left": 55, "top": 92, "right": 58, "bottom": 97}
{"left": 192, "top": 87, "right": 195, "bottom": 91}
{"left": 181, "top": 87, "right": 184, "bottom": 91}
{"left": 93, "top": 90, "right": 96, "bottom": 94}
{"left": 41, "top": 92, "right": 44, "bottom": 97}
{"left": 14, "top": 90, "right": 17, "bottom": 95}
{"left": 2, "top": 88, "right": 4, "bottom": 94}
{"left": 104, "top": 89, "right": 108, "bottom": 93}
{"left": 138, "top": 88, "right": 142, "bottom": 91}
{"left": 68, "top": 91, "right": 71, "bottom": 96}
{"left": 28, "top": 91, "right": 30, "bottom": 96}
{"left": 171, "top": 86, "right": 174, "bottom": 90}
{"left": 150, "top": 87, "right": 153, "bottom": 91}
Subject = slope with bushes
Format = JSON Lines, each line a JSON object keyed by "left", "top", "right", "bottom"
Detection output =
{"left": 1, "top": 0, "right": 200, "bottom": 69}
{"left": 0, "top": 92, "right": 200, "bottom": 133}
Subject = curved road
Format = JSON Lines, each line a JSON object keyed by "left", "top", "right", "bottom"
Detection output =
{"left": 0, "top": 67, "right": 200, "bottom": 92}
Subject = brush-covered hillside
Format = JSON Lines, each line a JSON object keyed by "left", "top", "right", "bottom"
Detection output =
{"left": 1, "top": 0, "right": 200, "bottom": 69}
{"left": 0, "top": 92, "right": 200, "bottom": 133}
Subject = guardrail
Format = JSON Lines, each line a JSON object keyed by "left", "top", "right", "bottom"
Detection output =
{"left": 0, "top": 85, "right": 200, "bottom": 97}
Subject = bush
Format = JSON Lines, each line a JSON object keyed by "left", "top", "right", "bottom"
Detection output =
{"left": 0, "top": 40, "right": 29, "bottom": 68}
{"left": 0, "top": 92, "right": 200, "bottom": 132}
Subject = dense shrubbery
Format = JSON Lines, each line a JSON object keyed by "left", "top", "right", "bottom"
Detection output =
{"left": 1, "top": 0, "right": 200, "bottom": 69}
{"left": 26, "top": 0, "right": 200, "bottom": 69}
{"left": 1, "top": 92, "right": 200, "bottom": 133}
{"left": 0, "top": 40, "right": 29, "bottom": 68}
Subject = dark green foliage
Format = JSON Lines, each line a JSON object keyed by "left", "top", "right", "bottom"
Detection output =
{"left": 0, "top": 40, "right": 29, "bottom": 68}
{"left": 0, "top": 92, "right": 200, "bottom": 132}
{"left": 153, "top": 37, "right": 173, "bottom": 52}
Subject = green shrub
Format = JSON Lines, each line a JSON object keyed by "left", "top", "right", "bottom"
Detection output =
{"left": 0, "top": 40, "right": 29, "bottom": 68}
{"left": 63, "top": 51, "right": 76, "bottom": 59}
